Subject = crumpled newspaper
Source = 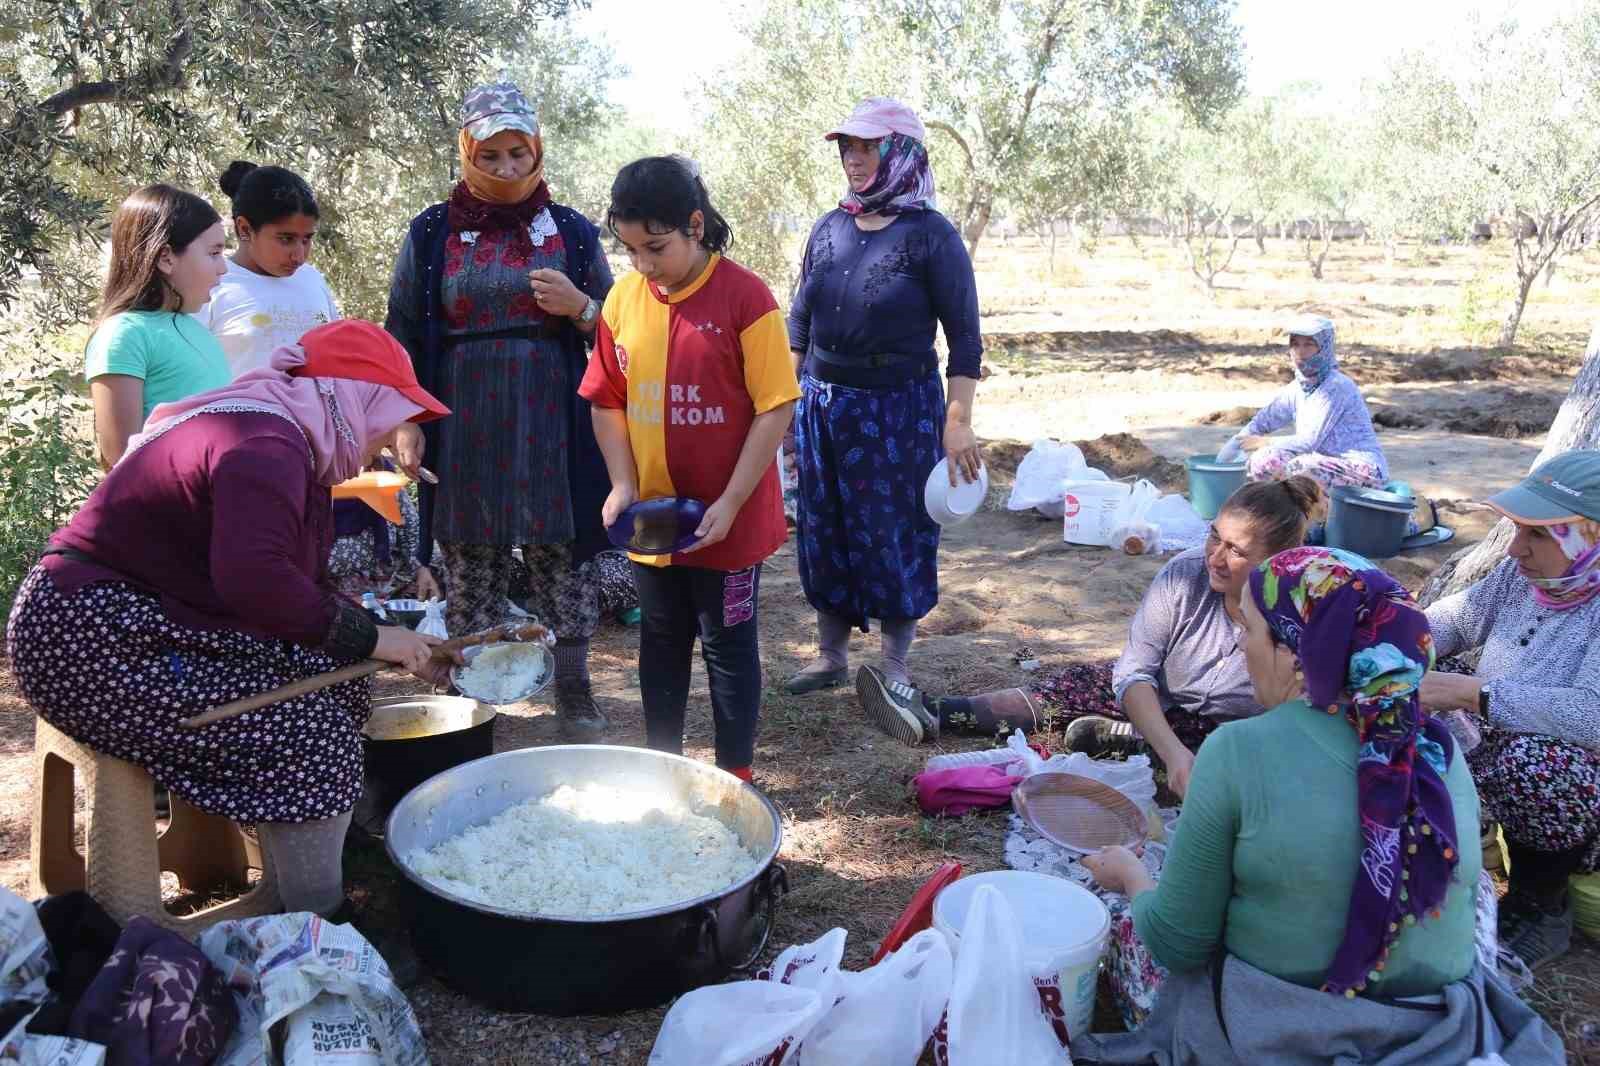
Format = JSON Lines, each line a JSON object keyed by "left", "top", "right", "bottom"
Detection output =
{"left": 199, "top": 913, "right": 427, "bottom": 1066}
{"left": 0, "top": 886, "right": 105, "bottom": 1066}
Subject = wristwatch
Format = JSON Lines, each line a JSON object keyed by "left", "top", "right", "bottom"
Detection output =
{"left": 578, "top": 297, "right": 600, "bottom": 325}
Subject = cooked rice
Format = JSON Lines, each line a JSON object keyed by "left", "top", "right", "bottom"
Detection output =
{"left": 455, "top": 643, "right": 548, "bottom": 703}
{"left": 406, "top": 783, "right": 761, "bottom": 915}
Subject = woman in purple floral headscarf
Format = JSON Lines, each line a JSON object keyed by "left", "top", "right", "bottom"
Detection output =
{"left": 1068, "top": 548, "right": 1556, "bottom": 1065}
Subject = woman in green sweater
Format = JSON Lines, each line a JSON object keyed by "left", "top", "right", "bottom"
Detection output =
{"left": 1074, "top": 547, "right": 1562, "bottom": 1064}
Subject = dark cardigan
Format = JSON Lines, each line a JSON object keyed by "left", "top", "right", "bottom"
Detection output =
{"left": 386, "top": 201, "right": 614, "bottom": 567}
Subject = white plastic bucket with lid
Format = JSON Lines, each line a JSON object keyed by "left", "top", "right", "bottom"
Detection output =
{"left": 933, "top": 870, "right": 1111, "bottom": 1044}
{"left": 1062, "top": 480, "right": 1132, "bottom": 546}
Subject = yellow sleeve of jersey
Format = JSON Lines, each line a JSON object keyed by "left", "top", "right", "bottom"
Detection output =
{"left": 739, "top": 308, "right": 801, "bottom": 415}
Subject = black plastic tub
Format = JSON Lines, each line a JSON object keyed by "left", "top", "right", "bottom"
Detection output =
{"left": 361, "top": 696, "right": 496, "bottom": 829}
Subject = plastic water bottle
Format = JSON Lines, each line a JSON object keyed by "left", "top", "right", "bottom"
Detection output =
{"left": 924, "top": 748, "right": 1022, "bottom": 773}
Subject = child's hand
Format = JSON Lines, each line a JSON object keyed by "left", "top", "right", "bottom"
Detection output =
{"left": 684, "top": 496, "right": 738, "bottom": 552}
{"left": 602, "top": 483, "right": 638, "bottom": 528}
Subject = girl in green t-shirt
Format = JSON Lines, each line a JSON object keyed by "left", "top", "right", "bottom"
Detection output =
{"left": 84, "top": 184, "right": 230, "bottom": 469}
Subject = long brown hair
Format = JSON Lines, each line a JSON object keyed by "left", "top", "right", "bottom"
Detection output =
{"left": 1219, "top": 476, "right": 1327, "bottom": 554}
{"left": 94, "top": 184, "right": 220, "bottom": 328}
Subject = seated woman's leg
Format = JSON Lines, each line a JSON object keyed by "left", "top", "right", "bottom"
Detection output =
{"left": 258, "top": 809, "right": 355, "bottom": 915}
{"left": 1468, "top": 729, "right": 1600, "bottom": 965}
{"left": 1280, "top": 452, "right": 1384, "bottom": 490}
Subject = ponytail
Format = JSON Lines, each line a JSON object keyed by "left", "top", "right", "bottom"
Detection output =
{"left": 607, "top": 155, "right": 733, "bottom": 252}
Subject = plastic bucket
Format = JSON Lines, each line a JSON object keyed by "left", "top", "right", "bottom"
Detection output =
{"left": 1185, "top": 454, "right": 1247, "bottom": 520}
{"left": 933, "top": 870, "right": 1110, "bottom": 1043}
{"left": 1572, "top": 873, "right": 1600, "bottom": 940}
{"left": 1327, "top": 485, "right": 1413, "bottom": 559}
{"left": 1062, "top": 480, "right": 1132, "bottom": 546}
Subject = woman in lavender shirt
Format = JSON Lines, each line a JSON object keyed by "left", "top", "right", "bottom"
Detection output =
{"left": 784, "top": 97, "right": 983, "bottom": 730}
{"left": 1218, "top": 314, "right": 1389, "bottom": 490}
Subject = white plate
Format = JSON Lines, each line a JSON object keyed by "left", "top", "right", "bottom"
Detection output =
{"left": 450, "top": 642, "right": 554, "bottom": 705}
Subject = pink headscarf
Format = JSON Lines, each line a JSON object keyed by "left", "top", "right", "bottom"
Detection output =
{"left": 126, "top": 344, "right": 423, "bottom": 486}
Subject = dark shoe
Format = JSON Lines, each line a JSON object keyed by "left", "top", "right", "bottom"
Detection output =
{"left": 1064, "top": 715, "right": 1141, "bottom": 758}
{"left": 556, "top": 678, "right": 608, "bottom": 741}
{"left": 856, "top": 665, "right": 933, "bottom": 746}
{"left": 785, "top": 665, "right": 849, "bottom": 695}
{"left": 1503, "top": 890, "right": 1573, "bottom": 970}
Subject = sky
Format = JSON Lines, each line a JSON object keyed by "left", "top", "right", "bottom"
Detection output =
{"left": 573, "top": 0, "right": 1577, "bottom": 131}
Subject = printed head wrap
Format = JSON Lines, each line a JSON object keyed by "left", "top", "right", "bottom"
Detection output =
{"left": 1247, "top": 546, "right": 1459, "bottom": 998}
{"left": 457, "top": 80, "right": 547, "bottom": 207}
{"left": 1285, "top": 313, "right": 1337, "bottom": 394}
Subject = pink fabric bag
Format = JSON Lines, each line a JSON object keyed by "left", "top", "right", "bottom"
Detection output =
{"left": 913, "top": 765, "right": 1024, "bottom": 817}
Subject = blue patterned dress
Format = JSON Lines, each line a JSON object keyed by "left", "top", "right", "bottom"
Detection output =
{"left": 787, "top": 209, "right": 982, "bottom": 625}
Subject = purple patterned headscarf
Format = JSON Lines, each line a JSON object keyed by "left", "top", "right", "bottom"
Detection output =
{"left": 838, "top": 133, "right": 936, "bottom": 217}
{"left": 1248, "top": 546, "right": 1459, "bottom": 998}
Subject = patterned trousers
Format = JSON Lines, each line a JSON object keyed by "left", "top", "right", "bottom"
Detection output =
{"left": 437, "top": 541, "right": 599, "bottom": 640}
{"left": 1247, "top": 447, "right": 1385, "bottom": 491}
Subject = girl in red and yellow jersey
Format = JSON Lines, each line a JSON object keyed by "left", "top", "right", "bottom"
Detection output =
{"left": 580, "top": 157, "right": 800, "bottom": 782}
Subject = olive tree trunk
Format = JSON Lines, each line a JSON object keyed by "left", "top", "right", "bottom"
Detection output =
{"left": 1420, "top": 322, "right": 1600, "bottom": 606}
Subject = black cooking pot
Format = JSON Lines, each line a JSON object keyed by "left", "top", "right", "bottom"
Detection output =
{"left": 384, "top": 745, "right": 787, "bottom": 1014}
{"left": 361, "top": 695, "right": 496, "bottom": 829}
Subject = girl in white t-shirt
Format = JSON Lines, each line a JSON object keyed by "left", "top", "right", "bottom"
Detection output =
{"left": 198, "top": 161, "right": 339, "bottom": 377}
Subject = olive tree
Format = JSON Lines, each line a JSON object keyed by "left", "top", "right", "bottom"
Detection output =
{"left": 1371, "top": 7, "right": 1600, "bottom": 348}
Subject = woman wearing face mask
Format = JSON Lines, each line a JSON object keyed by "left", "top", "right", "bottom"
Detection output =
{"left": 198, "top": 162, "right": 339, "bottom": 378}
{"left": 1072, "top": 547, "right": 1563, "bottom": 1064}
{"left": 386, "top": 80, "right": 614, "bottom": 738}
{"left": 84, "top": 185, "right": 231, "bottom": 469}
{"left": 1218, "top": 314, "right": 1389, "bottom": 492}
{"left": 1042, "top": 478, "right": 1321, "bottom": 798}
{"left": 8, "top": 320, "right": 453, "bottom": 917}
{"left": 785, "top": 97, "right": 983, "bottom": 726}
{"left": 1420, "top": 450, "right": 1600, "bottom": 968}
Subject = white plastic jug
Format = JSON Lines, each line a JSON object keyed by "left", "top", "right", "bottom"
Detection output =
{"left": 1062, "top": 480, "right": 1132, "bottom": 547}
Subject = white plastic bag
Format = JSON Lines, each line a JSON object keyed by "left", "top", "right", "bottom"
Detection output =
{"left": 415, "top": 598, "right": 448, "bottom": 639}
{"left": 1145, "top": 493, "right": 1210, "bottom": 554}
{"left": 1006, "top": 732, "right": 1157, "bottom": 813}
{"left": 939, "top": 886, "right": 1069, "bottom": 1066}
{"left": 796, "top": 931, "right": 952, "bottom": 1066}
{"left": 1110, "top": 479, "right": 1159, "bottom": 530}
{"left": 649, "top": 981, "right": 827, "bottom": 1066}
{"left": 1007, "top": 441, "right": 1086, "bottom": 515}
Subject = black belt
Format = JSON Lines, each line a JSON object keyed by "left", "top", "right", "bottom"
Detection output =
{"left": 40, "top": 546, "right": 97, "bottom": 565}
{"left": 444, "top": 321, "right": 568, "bottom": 344}
{"left": 808, "top": 345, "right": 933, "bottom": 371}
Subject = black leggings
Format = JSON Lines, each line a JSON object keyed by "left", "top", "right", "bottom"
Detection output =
{"left": 632, "top": 562, "right": 763, "bottom": 769}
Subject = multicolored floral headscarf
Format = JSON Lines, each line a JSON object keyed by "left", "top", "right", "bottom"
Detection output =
{"left": 1248, "top": 546, "right": 1459, "bottom": 998}
{"left": 1528, "top": 518, "right": 1600, "bottom": 610}
{"left": 838, "top": 133, "right": 936, "bottom": 217}
{"left": 1286, "top": 314, "right": 1337, "bottom": 394}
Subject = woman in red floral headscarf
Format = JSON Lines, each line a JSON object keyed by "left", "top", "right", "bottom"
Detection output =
{"left": 386, "top": 79, "right": 614, "bottom": 738}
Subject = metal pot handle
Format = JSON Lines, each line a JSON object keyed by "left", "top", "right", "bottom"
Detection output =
{"left": 693, "top": 862, "right": 790, "bottom": 973}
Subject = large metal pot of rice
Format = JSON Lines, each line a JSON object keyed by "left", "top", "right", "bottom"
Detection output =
{"left": 384, "top": 745, "right": 787, "bottom": 1014}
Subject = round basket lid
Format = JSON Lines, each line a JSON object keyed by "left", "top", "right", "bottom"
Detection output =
{"left": 1012, "top": 772, "right": 1147, "bottom": 854}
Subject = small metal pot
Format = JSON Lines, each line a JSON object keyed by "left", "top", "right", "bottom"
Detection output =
{"left": 385, "top": 745, "right": 787, "bottom": 1014}
{"left": 361, "top": 695, "right": 496, "bottom": 829}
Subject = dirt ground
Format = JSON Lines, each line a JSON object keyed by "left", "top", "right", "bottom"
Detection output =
{"left": 3, "top": 236, "right": 1599, "bottom": 1064}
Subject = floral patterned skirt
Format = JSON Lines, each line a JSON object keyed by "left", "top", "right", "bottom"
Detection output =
{"left": 1246, "top": 448, "right": 1385, "bottom": 491}
{"left": 1028, "top": 660, "right": 1221, "bottom": 753}
{"left": 7, "top": 567, "right": 370, "bottom": 823}
{"left": 1467, "top": 726, "right": 1600, "bottom": 872}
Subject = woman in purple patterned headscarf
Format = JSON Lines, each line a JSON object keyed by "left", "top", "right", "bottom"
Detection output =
{"left": 1069, "top": 548, "right": 1540, "bottom": 1064}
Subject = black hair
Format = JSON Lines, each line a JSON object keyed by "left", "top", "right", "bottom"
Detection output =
{"left": 1218, "top": 476, "right": 1327, "bottom": 555}
{"left": 218, "top": 161, "right": 319, "bottom": 230}
{"left": 606, "top": 156, "right": 732, "bottom": 252}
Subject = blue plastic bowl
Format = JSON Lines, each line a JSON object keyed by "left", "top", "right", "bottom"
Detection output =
{"left": 606, "top": 497, "right": 708, "bottom": 554}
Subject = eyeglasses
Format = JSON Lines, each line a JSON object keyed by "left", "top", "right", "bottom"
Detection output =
{"left": 1205, "top": 526, "right": 1251, "bottom": 562}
